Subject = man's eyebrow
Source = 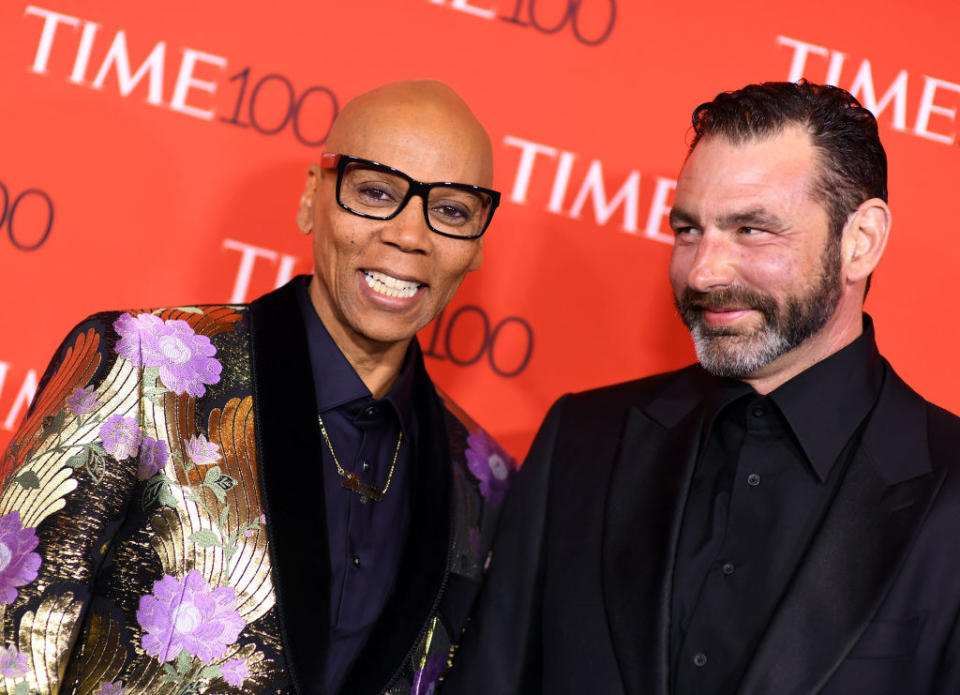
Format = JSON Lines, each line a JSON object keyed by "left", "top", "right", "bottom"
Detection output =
{"left": 667, "top": 206, "right": 787, "bottom": 231}
{"left": 716, "top": 208, "right": 785, "bottom": 230}
{"left": 668, "top": 207, "right": 699, "bottom": 227}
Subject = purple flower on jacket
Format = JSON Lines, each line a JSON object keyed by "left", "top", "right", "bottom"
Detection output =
{"left": 138, "top": 437, "right": 168, "bottom": 480}
{"left": 66, "top": 385, "right": 99, "bottom": 416}
{"left": 465, "top": 430, "right": 516, "bottom": 508}
{"left": 114, "top": 313, "right": 222, "bottom": 398}
{"left": 0, "top": 511, "right": 41, "bottom": 606}
{"left": 412, "top": 652, "right": 445, "bottom": 695}
{"left": 99, "top": 414, "right": 141, "bottom": 460}
{"left": 94, "top": 682, "right": 126, "bottom": 695}
{"left": 0, "top": 643, "right": 28, "bottom": 678}
{"left": 184, "top": 434, "right": 220, "bottom": 466}
{"left": 220, "top": 658, "right": 249, "bottom": 687}
{"left": 136, "top": 570, "right": 245, "bottom": 664}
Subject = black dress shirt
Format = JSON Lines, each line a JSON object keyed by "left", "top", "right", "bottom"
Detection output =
{"left": 671, "top": 320, "right": 885, "bottom": 694}
{"left": 296, "top": 279, "right": 420, "bottom": 694}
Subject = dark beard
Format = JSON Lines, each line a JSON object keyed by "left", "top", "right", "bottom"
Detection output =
{"left": 674, "top": 236, "right": 842, "bottom": 378}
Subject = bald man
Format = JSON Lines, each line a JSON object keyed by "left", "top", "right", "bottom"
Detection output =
{"left": 0, "top": 80, "right": 515, "bottom": 694}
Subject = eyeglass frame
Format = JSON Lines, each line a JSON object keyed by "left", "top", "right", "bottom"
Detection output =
{"left": 318, "top": 152, "right": 501, "bottom": 239}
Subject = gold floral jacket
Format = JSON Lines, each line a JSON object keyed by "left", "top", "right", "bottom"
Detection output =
{"left": 0, "top": 280, "right": 516, "bottom": 695}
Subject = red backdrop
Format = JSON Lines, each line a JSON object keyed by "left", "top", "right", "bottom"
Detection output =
{"left": 3, "top": 0, "right": 959, "bottom": 459}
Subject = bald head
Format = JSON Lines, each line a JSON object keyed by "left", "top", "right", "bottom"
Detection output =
{"left": 325, "top": 80, "right": 494, "bottom": 187}
{"left": 297, "top": 79, "right": 496, "bottom": 390}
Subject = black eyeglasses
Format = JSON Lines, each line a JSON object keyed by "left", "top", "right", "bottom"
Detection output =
{"left": 319, "top": 153, "right": 500, "bottom": 239}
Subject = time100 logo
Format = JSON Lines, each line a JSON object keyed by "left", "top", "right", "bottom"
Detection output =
{"left": 423, "top": 305, "right": 534, "bottom": 378}
{"left": 0, "top": 180, "right": 54, "bottom": 252}
{"left": 430, "top": 0, "right": 617, "bottom": 46}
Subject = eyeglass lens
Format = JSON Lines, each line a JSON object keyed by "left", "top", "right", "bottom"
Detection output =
{"left": 339, "top": 162, "right": 492, "bottom": 237}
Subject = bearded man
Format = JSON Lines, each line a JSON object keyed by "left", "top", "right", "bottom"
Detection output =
{"left": 446, "top": 80, "right": 960, "bottom": 695}
{"left": 0, "top": 80, "right": 515, "bottom": 694}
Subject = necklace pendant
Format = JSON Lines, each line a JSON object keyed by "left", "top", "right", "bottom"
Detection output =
{"left": 340, "top": 473, "right": 383, "bottom": 503}
{"left": 318, "top": 414, "right": 401, "bottom": 504}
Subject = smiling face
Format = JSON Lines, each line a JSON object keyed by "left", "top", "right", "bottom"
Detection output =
{"left": 668, "top": 126, "right": 860, "bottom": 390}
{"left": 298, "top": 81, "right": 492, "bottom": 364}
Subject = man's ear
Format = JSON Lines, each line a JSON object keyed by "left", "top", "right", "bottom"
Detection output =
{"left": 296, "top": 164, "right": 322, "bottom": 234}
{"left": 468, "top": 237, "right": 484, "bottom": 272}
{"left": 842, "top": 198, "right": 891, "bottom": 284}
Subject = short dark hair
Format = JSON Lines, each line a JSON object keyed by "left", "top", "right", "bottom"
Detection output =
{"left": 689, "top": 79, "right": 887, "bottom": 240}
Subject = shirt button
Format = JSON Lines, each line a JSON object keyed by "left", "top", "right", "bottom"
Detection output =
{"left": 752, "top": 406, "right": 766, "bottom": 417}
{"left": 747, "top": 472, "right": 761, "bottom": 487}
{"left": 721, "top": 562, "right": 735, "bottom": 576}
{"left": 361, "top": 460, "right": 370, "bottom": 472}
{"left": 693, "top": 652, "right": 707, "bottom": 667}
{"left": 363, "top": 405, "right": 377, "bottom": 417}
{"left": 352, "top": 555, "right": 361, "bottom": 568}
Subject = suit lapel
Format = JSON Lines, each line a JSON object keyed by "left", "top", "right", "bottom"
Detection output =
{"left": 250, "top": 281, "right": 331, "bottom": 695}
{"left": 737, "top": 365, "right": 944, "bottom": 695}
{"left": 602, "top": 372, "right": 705, "bottom": 695}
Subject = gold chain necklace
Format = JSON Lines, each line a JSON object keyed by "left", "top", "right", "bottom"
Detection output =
{"left": 317, "top": 414, "right": 403, "bottom": 504}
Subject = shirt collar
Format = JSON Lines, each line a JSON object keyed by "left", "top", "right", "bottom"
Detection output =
{"left": 295, "top": 276, "right": 418, "bottom": 440}
{"left": 698, "top": 315, "right": 884, "bottom": 481}
{"left": 702, "top": 374, "right": 755, "bottom": 430}
{"left": 382, "top": 341, "right": 419, "bottom": 441}
{"left": 766, "top": 314, "right": 884, "bottom": 480}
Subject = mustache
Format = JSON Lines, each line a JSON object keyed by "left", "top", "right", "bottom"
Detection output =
{"left": 676, "top": 287, "right": 779, "bottom": 317}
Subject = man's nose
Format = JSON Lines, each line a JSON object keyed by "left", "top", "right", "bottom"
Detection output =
{"left": 380, "top": 197, "right": 432, "bottom": 253}
{"left": 685, "top": 231, "right": 736, "bottom": 292}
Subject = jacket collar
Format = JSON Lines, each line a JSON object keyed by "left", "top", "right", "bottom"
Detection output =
{"left": 603, "top": 366, "right": 705, "bottom": 695}
{"left": 250, "top": 278, "right": 332, "bottom": 694}
{"left": 737, "top": 362, "right": 938, "bottom": 694}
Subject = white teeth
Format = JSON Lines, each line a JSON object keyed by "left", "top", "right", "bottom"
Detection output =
{"left": 364, "top": 271, "right": 421, "bottom": 298}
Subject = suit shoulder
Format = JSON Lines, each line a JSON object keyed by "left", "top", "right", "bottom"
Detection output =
{"left": 926, "top": 400, "right": 960, "bottom": 458}
{"left": 561, "top": 365, "right": 698, "bottom": 416}
{"left": 60, "top": 303, "right": 249, "bottom": 336}
{"left": 432, "top": 383, "right": 478, "bottom": 432}
{"left": 884, "top": 360, "right": 960, "bottom": 457}
{"left": 28, "top": 304, "right": 249, "bottom": 412}
{"left": 55, "top": 304, "right": 250, "bottom": 356}
{"left": 432, "top": 383, "right": 515, "bottom": 458}
{"left": 927, "top": 401, "right": 960, "bottom": 429}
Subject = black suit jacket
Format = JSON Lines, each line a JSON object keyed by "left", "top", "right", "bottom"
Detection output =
{"left": 445, "top": 360, "right": 960, "bottom": 694}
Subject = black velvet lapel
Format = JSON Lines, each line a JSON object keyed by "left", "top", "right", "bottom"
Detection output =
{"left": 339, "top": 352, "right": 452, "bottom": 694}
{"left": 250, "top": 282, "right": 331, "bottom": 695}
{"left": 737, "top": 365, "right": 944, "bottom": 695}
{"left": 602, "top": 371, "right": 705, "bottom": 695}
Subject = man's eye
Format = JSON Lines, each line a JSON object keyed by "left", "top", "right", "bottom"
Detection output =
{"left": 672, "top": 226, "right": 700, "bottom": 239}
{"left": 739, "top": 226, "right": 762, "bottom": 235}
{"left": 431, "top": 203, "right": 470, "bottom": 225}
{"left": 357, "top": 185, "right": 397, "bottom": 204}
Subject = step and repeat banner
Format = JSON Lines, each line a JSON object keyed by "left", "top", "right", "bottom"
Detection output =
{"left": 2, "top": 1, "right": 959, "bottom": 458}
